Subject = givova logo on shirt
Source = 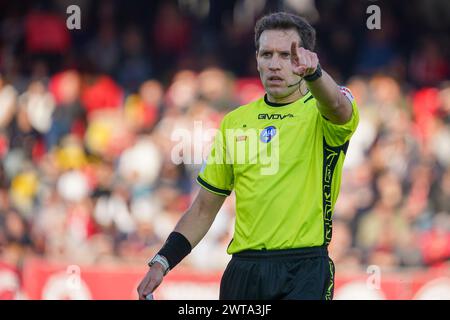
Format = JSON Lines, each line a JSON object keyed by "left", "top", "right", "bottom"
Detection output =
{"left": 258, "top": 113, "right": 294, "bottom": 120}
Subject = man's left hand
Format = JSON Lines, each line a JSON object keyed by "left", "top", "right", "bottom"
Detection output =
{"left": 290, "top": 42, "right": 319, "bottom": 78}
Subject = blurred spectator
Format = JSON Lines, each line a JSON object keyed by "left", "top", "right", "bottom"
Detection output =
{"left": 117, "top": 26, "right": 152, "bottom": 92}
{"left": 84, "top": 110, "right": 134, "bottom": 161}
{"left": 80, "top": 75, "right": 123, "bottom": 116}
{"left": 0, "top": 208, "right": 33, "bottom": 271}
{"left": 24, "top": 9, "right": 71, "bottom": 74}
{"left": 18, "top": 80, "right": 55, "bottom": 135}
{"left": 356, "top": 26, "right": 396, "bottom": 75}
{"left": 410, "top": 38, "right": 450, "bottom": 87}
{"left": 24, "top": 10, "right": 70, "bottom": 55}
{"left": 152, "top": 2, "right": 192, "bottom": 76}
{"left": 118, "top": 136, "right": 162, "bottom": 188}
{"left": 197, "top": 67, "right": 238, "bottom": 111}
{"left": 402, "top": 162, "right": 435, "bottom": 229}
{"left": 0, "top": 75, "right": 18, "bottom": 130}
{"left": 438, "top": 84, "right": 450, "bottom": 122}
{"left": 85, "top": 21, "right": 120, "bottom": 76}
{"left": 123, "top": 79, "right": 164, "bottom": 133}
{"left": 7, "top": 85, "right": 41, "bottom": 147}
{"left": 430, "top": 166, "right": 450, "bottom": 215}
{"left": 356, "top": 170, "right": 412, "bottom": 267}
{"left": 419, "top": 213, "right": 450, "bottom": 267}
{"left": 329, "top": 218, "right": 362, "bottom": 270}
{"left": 46, "top": 70, "right": 84, "bottom": 149}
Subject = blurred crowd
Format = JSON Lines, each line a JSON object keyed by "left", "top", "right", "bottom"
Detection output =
{"left": 0, "top": 66, "right": 239, "bottom": 270}
{"left": 0, "top": 0, "right": 450, "bottom": 274}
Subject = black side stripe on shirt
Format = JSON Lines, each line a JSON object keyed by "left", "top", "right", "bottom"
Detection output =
{"left": 197, "top": 176, "right": 231, "bottom": 196}
{"left": 226, "top": 238, "right": 234, "bottom": 251}
{"left": 324, "top": 258, "right": 335, "bottom": 300}
{"left": 322, "top": 138, "right": 349, "bottom": 246}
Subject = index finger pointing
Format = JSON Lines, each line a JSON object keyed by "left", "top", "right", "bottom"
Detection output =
{"left": 291, "top": 42, "right": 300, "bottom": 65}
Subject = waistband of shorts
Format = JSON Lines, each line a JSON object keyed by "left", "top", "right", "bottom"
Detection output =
{"left": 232, "top": 246, "right": 328, "bottom": 260}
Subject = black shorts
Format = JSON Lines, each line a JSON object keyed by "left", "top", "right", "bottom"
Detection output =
{"left": 219, "top": 246, "right": 335, "bottom": 300}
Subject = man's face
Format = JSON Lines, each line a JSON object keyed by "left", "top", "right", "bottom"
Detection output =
{"left": 256, "top": 29, "right": 302, "bottom": 99}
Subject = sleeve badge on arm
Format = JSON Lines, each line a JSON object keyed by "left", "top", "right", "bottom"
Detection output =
{"left": 339, "top": 86, "right": 355, "bottom": 103}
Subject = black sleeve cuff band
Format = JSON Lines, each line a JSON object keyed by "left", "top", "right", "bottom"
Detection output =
{"left": 197, "top": 176, "right": 231, "bottom": 196}
{"left": 158, "top": 232, "right": 192, "bottom": 270}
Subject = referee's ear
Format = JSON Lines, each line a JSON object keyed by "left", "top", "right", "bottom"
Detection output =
{"left": 256, "top": 50, "right": 260, "bottom": 72}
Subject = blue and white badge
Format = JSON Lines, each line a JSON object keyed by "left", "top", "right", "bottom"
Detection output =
{"left": 260, "top": 126, "right": 277, "bottom": 143}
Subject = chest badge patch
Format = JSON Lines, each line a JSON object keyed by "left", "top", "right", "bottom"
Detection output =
{"left": 260, "top": 126, "right": 277, "bottom": 143}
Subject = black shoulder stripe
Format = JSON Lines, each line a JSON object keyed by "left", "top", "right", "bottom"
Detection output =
{"left": 303, "top": 94, "right": 314, "bottom": 104}
{"left": 197, "top": 176, "right": 231, "bottom": 196}
{"left": 342, "top": 140, "right": 349, "bottom": 155}
{"left": 323, "top": 138, "right": 350, "bottom": 155}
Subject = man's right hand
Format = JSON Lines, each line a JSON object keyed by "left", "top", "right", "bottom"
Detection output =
{"left": 137, "top": 263, "right": 166, "bottom": 300}
{"left": 136, "top": 188, "right": 226, "bottom": 300}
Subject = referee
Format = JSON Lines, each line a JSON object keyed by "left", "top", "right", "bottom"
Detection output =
{"left": 138, "top": 12, "right": 359, "bottom": 300}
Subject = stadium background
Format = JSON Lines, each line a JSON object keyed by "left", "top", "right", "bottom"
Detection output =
{"left": 0, "top": 0, "right": 449, "bottom": 299}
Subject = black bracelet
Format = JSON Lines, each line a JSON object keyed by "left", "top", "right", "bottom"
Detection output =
{"left": 303, "top": 64, "right": 322, "bottom": 82}
{"left": 157, "top": 232, "right": 192, "bottom": 270}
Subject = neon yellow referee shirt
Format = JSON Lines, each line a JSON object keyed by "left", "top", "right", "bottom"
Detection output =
{"left": 197, "top": 87, "right": 359, "bottom": 254}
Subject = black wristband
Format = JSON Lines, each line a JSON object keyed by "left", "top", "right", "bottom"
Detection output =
{"left": 157, "top": 232, "right": 192, "bottom": 270}
{"left": 303, "top": 64, "right": 322, "bottom": 82}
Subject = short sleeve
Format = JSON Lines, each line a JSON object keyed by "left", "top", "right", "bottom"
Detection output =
{"left": 196, "top": 117, "right": 234, "bottom": 196}
{"left": 320, "top": 86, "right": 359, "bottom": 146}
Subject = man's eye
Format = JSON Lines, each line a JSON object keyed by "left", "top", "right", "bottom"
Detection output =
{"left": 281, "top": 53, "right": 290, "bottom": 58}
{"left": 262, "top": 52, "right": 272, "bottom": 58}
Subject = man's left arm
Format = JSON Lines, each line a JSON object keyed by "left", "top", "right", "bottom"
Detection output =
{"left": 290, "top": 42, "right": 353, "bottom": 125}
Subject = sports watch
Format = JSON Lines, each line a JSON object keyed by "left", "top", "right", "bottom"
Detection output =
{"left": 147, "top": 254, "right": 170, "bottom": 276}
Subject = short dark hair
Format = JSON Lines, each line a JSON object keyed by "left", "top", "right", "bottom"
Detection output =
{"left": 254, "top": 12, "right": 316, "bottom": 51}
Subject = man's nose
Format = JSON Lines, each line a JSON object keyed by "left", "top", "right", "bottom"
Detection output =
{"left": 268, "top": 57, "right": 282, "bottom": 70}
